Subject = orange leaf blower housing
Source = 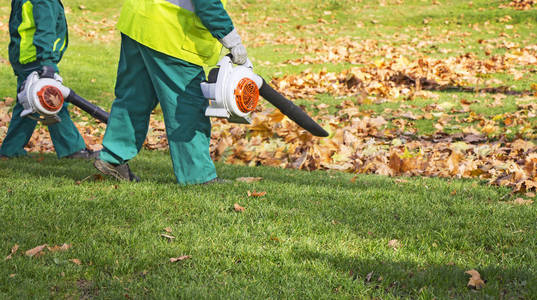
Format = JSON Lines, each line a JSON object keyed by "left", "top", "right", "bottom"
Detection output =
{"left": 37, "top": 85, "right": 64, "bottom": 112}
{"left": 234, "top": 78, "right": 259, "bottom": 113}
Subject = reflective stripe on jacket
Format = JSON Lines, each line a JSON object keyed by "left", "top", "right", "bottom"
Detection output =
{"left": 8, "top": 0, "right": 68, "bottom": 74}
{"left": 117, "top": 0, "right": 233, "bottom": 67}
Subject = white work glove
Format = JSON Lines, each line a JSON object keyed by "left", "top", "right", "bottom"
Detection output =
{"left": 219, "top": 29, "right": 248, "bottom": 65}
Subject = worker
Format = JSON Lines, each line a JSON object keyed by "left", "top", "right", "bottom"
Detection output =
{"left": 1, "top": 0, "right": 98, "bottom": 159}
{"left": 94, "top": 0, "right": 248, "bottom": 184}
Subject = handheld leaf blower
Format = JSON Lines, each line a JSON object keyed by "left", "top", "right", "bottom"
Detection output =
{"left": 201, "top": 56, "right": 329, "bottom": 137}
{"left": 17, "top": 66, "right": 109, "bottom": 124}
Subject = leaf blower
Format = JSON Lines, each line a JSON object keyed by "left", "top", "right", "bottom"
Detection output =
{"left": 201, "top": 56, "right": 329, "bottom": 137}
{"left": 17, "top": 66, "right": 109, "bottom": 125}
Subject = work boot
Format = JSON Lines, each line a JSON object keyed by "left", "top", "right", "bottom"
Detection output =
{"left": 66, "top": 148, "right": 100, "bottom": 159}
{"left": 202, "top": 177, "right": 231, "bottom": 185}
{"left": 93, "top": 159, "right": 140, "bottom": 182}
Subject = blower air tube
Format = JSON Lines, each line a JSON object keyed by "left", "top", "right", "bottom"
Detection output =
{"left": 259, "top": 78, "right": 329, "bottom": 137}
{"left": 67, "top": 89, "right": 109, "bottom": 124}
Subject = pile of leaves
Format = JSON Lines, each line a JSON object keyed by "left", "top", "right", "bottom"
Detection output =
{"left": 273, "top": 39, "right": 536, "bottom": 101}
{"left": 208, "top": 99, "right": 537, "bottom": 193}
{"left": 500, "top": 0, "right": 537, "bottom": 10}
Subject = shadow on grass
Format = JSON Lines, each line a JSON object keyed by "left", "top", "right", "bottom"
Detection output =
{"left": 290, "top": 247, "right": 537, "bottom": 298}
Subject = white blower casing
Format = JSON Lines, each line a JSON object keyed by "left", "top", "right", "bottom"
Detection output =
{"left": 202, "top": 56, "right": 263, "bottom": 124}
{"left": 17, "top": 71, "right": 71, "bottom": 121}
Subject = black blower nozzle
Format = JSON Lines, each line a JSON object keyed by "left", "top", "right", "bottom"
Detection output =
{"left": 259, "top": 78, "right": 329, "bottom": 137}
{"left": 67, "top": 89, "right": 109, "bottom": 124}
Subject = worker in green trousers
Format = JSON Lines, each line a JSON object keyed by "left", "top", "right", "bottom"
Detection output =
{"left": 94, "top": 0, "right": 248, "bottom": 184}
{"left": 1, "top": 0, "right": 97, "bottom": 159}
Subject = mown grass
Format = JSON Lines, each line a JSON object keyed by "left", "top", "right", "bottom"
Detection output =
{"left": 1, "top": 0, "right": 537, "bottom": 298}
{"left": 1, "top": 152, "right": 537, "bottom": 299}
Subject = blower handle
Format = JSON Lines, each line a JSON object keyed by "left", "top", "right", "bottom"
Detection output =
{"left": 66, "top": 89, "right": 109, "bottom": 124}
{"left": 259, "top": 78, "right": 329, "bottom": 137}
{"left": 224, "top": 53, "right": 254, "bottom": 69}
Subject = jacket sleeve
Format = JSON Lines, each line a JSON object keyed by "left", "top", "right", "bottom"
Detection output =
{"left": 31, "top": 0, "right": 59, "bottom": 68}
{"left": 191, "top": 0, "right": 235, "bottom": 40}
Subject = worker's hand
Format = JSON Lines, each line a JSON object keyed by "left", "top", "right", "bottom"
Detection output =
{"left": 229, "top": 43, "right": 247, "bottom": 65}
{"left": 219, "top": 29, "right": 248, "bottom": 65}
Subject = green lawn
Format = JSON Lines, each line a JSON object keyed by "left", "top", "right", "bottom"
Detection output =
{"left": 1, "top": 152, "right": 536, "bottom": 298}
{"left": 1, "top": 0, "right": 537, "bottom": 298}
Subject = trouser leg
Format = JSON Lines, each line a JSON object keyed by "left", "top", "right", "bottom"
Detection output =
{"left": 138, "top": 41, "right": 216, "bottom": 184}
{"left": 0, "top": 101, "right": 37, "bottom": 157}
{"left": 100, "top": 34, "right": 158, "bottom": 165}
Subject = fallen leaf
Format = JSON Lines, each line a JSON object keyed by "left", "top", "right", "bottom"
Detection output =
{"left": 388, "top": 239, "right": 401, "bottom": 250}
{"left": 9, "top": 274, "right": 16, "bottom": 278}
{"left": 164, "top": 227, "right": 172, "bottom": 233}
{"left": 512, "top": 198, "right": 534, "bottom": 205}
{"left": 170, "top": 255, "right": 191, "bottom": 263}
{"left": 48, "top": 243, "right": 71, "bottom": 252}
{"left": 69, "top": 258, "right": 82, "bottom": 265}
{"left": 365, "top": 271, "right": 374, "bottom": 282}
{"left": 5, "top": 244, "right": 19, "bottom": 260}
{"left": 247, "top": 190, "right": 267, "bottom": 197}
{"left": 236, "top": 177, "right": 263, "bottom": 183}
{"left": 160, "top": 234, "right": 176, "bottom": 240}
{"left": 233, "top": 203, "right": 245, "bottom": 212}
{"left": 25, "top": 244, "right": 47, "bottom": 257}
{"left": 465, "top": 269, "right": 485, "bottom": 289}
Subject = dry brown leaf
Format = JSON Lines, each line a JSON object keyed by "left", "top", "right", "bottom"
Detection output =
{"left": 365, "top": 271, "right": 374, "bottom": 282}
{"left": 5, "top": 244, "right": 19, "bottom": 260}
{"left": 160, "top": 234, "right": 176, "bottom": 240}
{"left": 69, "top": 258, "right": 82, "bottom": 265}
{"left": 170, "top": 255, "right": 192, "bottom": 263}
{"left": 465, "top": 269, "right": 486, "bottom": 289}
{"left": 512, "top": 198, "right": 534, "bottom": 205}
{"left": 164, "top": 227, "right": 172, "bottom": 233}
{"left": 233, "top": 203, "right": 245, "bottom": 212}
{"left": 236, "top": 177, "right": 263, "bottom": 183}
{"left": 247, "top": 190, "right": 267, "bottom": 197}
{"left": 25, "top": 244, "right": 47, "bottom": 257}
{"left": 48, "top": 243, "right": 71, "bottom": 252}
{"left": 388, "top": 239, "right": 401, "bottom": 250}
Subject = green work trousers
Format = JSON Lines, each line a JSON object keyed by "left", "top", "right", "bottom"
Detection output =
{"left": 100, "top": 34, "right": 217, "bottom": 185}
{"left": 0, "top": 73, "right": 86, "bottom": 158}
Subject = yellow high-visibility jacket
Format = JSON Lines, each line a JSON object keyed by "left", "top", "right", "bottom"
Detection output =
{"left": 117, "top": 0, "right": 233, "bottom": 67}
